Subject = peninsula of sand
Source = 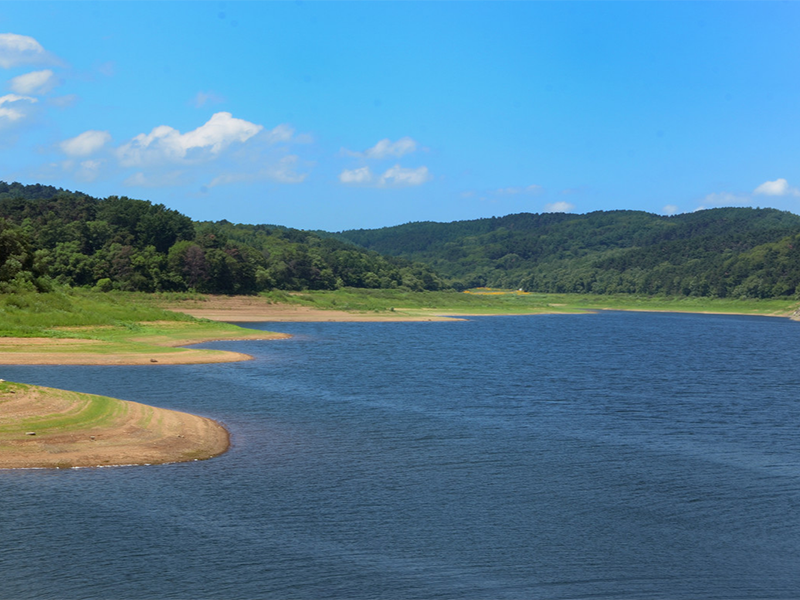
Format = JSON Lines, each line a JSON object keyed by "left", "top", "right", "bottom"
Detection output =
{"left": 0, "top": 381, "right": 229, "bottom": 469}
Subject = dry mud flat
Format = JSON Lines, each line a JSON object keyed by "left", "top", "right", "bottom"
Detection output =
{"left": 0, "top": 383, "right": 229, "bottom": 469}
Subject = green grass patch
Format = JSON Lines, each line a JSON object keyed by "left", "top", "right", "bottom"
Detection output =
{"left": 0, "top": 383, "right": 123, "bottom": 436}
{"left": 0, "top": 290, "right": 277, "bottom": 361}
{"left": 0, "top": 289, "right": 193, "bottom": 338}
{"left": 258, "top": 287, "right": 800, "bottom": 317}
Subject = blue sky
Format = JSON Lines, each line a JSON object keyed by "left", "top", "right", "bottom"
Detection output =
{"left": 0, "top": 2, "right": 799, "bottom": 231}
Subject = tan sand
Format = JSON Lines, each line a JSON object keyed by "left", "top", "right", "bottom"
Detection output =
{"left": 0, "top": 331, "right": 290, "bottom": 366}
{"left": 163, "top": 295, "right": 462, "bottom": 322}
{"left": 0, "top": 384, "right": 229, "bottom": 469}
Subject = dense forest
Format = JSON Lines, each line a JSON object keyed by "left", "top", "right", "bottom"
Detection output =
{"left": 5, "top": 179, "right": 800, "bottom": 299}
{"left": 0, "top": 181, "right": 445, "bottom": 294}
{"left": 335, "top": 209, "right": 800, "bottom": 298}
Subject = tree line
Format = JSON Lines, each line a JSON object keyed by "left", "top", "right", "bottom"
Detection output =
{"left": 0, "top": 181, "right": 445, "bottom": 294}
{"left": 334, "top": 208, "right": 800, "bottom": 298}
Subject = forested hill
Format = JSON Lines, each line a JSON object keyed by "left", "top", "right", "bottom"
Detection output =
{"left": 0, "top": 181, "right": 444, "bottom": 294}
{"left": 335, "top": 209, "right": 800, "bottom": 298}
{"left": 6, "top": 177, "right": 800, "bottom": 299}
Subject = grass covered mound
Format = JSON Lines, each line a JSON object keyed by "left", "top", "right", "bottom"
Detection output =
{"left": 0, "top": 381, "right": 229, "bottom": 469}
{"left": 0, "top": 290, "right": 288, "bottom": 365}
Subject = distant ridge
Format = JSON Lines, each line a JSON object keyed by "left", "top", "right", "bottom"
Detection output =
{"left": 334, "top": 208, "right": 800, "bottom": 298}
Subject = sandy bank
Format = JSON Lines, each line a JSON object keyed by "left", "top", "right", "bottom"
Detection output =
{"left": 163, "top": 296, "right": 464, "bottom": 322}
{"left": 0, "top": 331, "right": 290, "bottom": 366}
{"left": 0, "top": 382, "right": 229, "bottom": 469}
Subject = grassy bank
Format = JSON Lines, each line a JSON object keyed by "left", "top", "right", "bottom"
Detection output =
{"left": 0, "top": 289, "right": 286, "bottom": 364}
{"left": 251, "top": 288, "right": 800, "bottom": 317}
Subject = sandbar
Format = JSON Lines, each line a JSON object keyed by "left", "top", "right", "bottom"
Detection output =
{"left": 0, "top": 382, "right": 229, "bottom": 469}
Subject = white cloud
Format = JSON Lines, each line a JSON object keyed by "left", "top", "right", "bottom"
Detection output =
{"left": 544, "top": 201, "right": 575, "bottom": 213}
{"left": 378, "top": 165, "right": 431, "bottom": 187}
{"left": 343, "top": 136, "right": 418, "bottom": 159}
{"left": 339, "top": 166, "right": 373, "bottom": 185}
{"left": 60, "top": 130, "right": 111, "bottom": 157}
{"left": 0, "top": 93, "right": 37, "bottom": 122}
{"left": 662, "top": 204, "right": 679, "bottom": 215}
{"left": 9, "top": 69, "right": 57, "bottom": 95}
{"left": 117, "top": 112, "right": 263, "bottom": 167}
{"left": 0, "top": 34, "right": 56, "bottom": 69}
{"left": 339, "top": 164, "right": 431, "bottom": 187}
{"left": 753, "top": 178, "right": 800, "bottom": 197}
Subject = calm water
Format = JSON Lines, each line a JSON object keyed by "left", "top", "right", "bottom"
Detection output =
{"left": 2, "top": 312, "right": 800, "bottom": 599}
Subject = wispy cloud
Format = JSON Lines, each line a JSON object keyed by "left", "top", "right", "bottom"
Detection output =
{"left": 208, "top": 155, "right": 308, "bottom": 187}
{"left": 544, "top": 201, "right": 575, "bottom": 213}
{"left": 342, "top": 136, "right": 418, "bottom": 159}
{"left": 701, "top": 191, "right": 753, "bottom": 206}
{"left": 339, "top": 164, "right": 431, "bottom": 187}
{"left": 0, "top": 34, "right": 60, "bottom": 69}
{"left": 378, "top": 165, "right": 431, "bottom": 187}
{"left": 339, "top": 166, "right": 373, "bottom": 185}
{"left": 75, "top": 159, "right": 105, "bottom": 182}
{"left": 662, "top": 204, "right": 679, "bottom": 215}
{"left": 192, "top": 90, "right": 225, "bottom": 108}
{"left": 124, "top": 170, "right": 189, "bottom": 188}
{"left": 9, "top": 69, "right": 58, "bottom": 95}
{"left": 0, "top": 93, "right": 37, "bottom": 123}
{"left": 60, "top": 130, "right": 111, "bottom": 157}
{"left": 495, "top": 184, "right": 543, "bottom": 195}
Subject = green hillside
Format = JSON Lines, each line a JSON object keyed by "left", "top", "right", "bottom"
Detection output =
{"left": 0, "top": 181, "right": 444, "bottom": 294}
{"left": 335, "top": 208, "right": 800, "bottom": 298}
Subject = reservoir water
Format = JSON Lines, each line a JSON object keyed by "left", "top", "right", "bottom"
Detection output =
{"left": 2, "top": 311, "right": 800, "bottom": 599}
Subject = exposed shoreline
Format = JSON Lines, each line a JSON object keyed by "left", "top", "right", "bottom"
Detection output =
{"left": 0, "top": 382, "right": 230, "bottom": 470}
{"left": 158, "top": 294, "right": 799, "bottom": 323}
{"left": 0, "top": 326, "right": 287, "bottom": 469}
{"left": 0, "top": 330, "right": 291, "bottom": 366}
{"left": 4, "top": 296, "right": 796, "bottom": 470}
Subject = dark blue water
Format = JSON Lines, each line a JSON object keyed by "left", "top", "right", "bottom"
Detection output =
{"left": 2, "top": 312, "right": 800, "bottom": 599}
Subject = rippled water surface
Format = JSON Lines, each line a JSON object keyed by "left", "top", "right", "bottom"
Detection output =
{"left": 2, "top": 312, "right": 800, "bottom": 599}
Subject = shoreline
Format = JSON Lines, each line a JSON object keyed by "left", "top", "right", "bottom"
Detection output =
{"left": 0, "top": 327, "right": 289, "bottom": 469}
{"left": 4, "top": 297, "right": 796, "bottom": 470}
{"left": 159, "top": 294, "right": 799, "bottom": 323}
{"left": 0, "top": 330, "right": 291, "bottom": 366}
{"left": 0, "top": 382, "right": 230, "bottom": 470}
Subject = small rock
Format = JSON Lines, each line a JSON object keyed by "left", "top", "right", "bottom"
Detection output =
{"left": 90, "top": 436, "right": 96, "bottom": 441}
{"left": 150, "top": 358, "right": 158, "bottom": 363}
{"left": 25, "top": 431, "right": 36, "bottom": 436}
